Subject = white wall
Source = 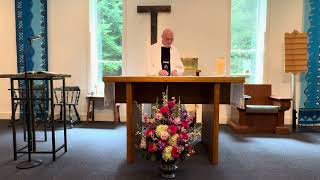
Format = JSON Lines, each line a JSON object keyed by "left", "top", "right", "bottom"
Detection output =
{"left": 0, "top": 0, "right": 16, "bottom": 119}
{"left": 124, "top": 0, "right": 231, "bottom": 76}
{"left": 265, "top": 0, "right": 303, "bottom": 124}
{"left": 48, "top": 0, "right": 91, "bottom": 118}
{"left": 0, "top": 0, "right": 92, "bottom": 120}
{"left": 0, "top": 0, "right": 304, "bottom": 124}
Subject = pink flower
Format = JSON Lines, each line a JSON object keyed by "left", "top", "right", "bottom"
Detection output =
{"left": 145, "top": 129, "right": 155, "bottom": 137}
{"left": 160, "top": 106, "right": 169, "bottom": 114}
{"left": 168, "top": 100, "right": 176, "bottom": 108}
{"left": 173, "top": 117, "right": 181, "bottom": 125}
{"left": 143, "top": 113, "right": 149, "bottom": 122}
{"left": 171, "top": 147, "right": 180, "bottom": 158}
{"left": 168, "top": 125, "right": 177, "bottom": 135}
{"left": 155, "top": 113, "right": 163, "bottom": 120}
{"left": 148, "top": 143, "right": 157, "bottom": 153}
{"left": 160, "top": 131, "right": 170, "bottom": 140}
{"left": 181, "top": 120, "right": 190, "bottom": 129}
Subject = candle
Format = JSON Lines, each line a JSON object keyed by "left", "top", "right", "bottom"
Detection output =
{"left": 214, "top": 57, "right": 226, "bottom": 75}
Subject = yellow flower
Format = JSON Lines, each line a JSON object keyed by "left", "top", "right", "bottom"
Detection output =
{"left": 156, "top": 125, "right": 168, "bottom": 137}
{"left": 168, "top": 134, "right": 179, "bottom": 146}
{"left": 162, "top": 146, "right": 174, "bottom": 162}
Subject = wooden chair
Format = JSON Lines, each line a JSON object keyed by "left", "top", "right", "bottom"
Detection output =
{"left": 228, "top": 84, "right": 292, "bottom": 134}
{"left": 54, "top": 86, "right": 81, "bottom": 127}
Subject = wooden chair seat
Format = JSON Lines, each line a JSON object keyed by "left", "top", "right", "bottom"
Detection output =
{"left": 245, "top": 105, "right": 279, "bottom": 113}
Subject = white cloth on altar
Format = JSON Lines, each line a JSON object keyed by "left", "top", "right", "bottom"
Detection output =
{"left": 146, "top": 43, "right": 184, "bottom": 76}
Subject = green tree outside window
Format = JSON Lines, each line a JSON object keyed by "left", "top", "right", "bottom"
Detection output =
{"left": 97, "top": 0, "right": 123, "bottom": 76}
{"left": 231, "top": 0, "right": 266, "bottom": 83}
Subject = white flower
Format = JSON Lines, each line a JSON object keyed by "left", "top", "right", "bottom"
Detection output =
{"left": 139, "top": 138, "right": 146, "bottom": 149}
{"left": 143, "top": 113, "right": 149, "bottom": 122}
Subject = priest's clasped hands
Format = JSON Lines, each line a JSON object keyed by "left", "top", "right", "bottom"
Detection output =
{"left": 158, "top": 70, "right": 178, "bottom": 76}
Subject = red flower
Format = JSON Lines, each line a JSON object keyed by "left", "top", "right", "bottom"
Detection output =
{"left": 145, "top": 129, "right": 155, "bottom": 137}
{"left": 160, "top": 106, "right": 169, "bottom": 114}
{"left": 171, "top": 147, "right": 180, "bottom": 158}
{"left": 179, "top": 132, "right": 188, "bottom": 140}
{"left": 181, "top": 120, "right": 190, "bottom": 129}
{"left": 168, "top": 100, "right": 176, "bottom": 108}
{"left": 148, "top": 143, "right": 157, "bottom": 153}
{"left": 168, "top": 125, "right": 178, "bottom": 135}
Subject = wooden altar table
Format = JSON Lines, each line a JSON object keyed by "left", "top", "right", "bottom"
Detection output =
{"left": 103, "top": 76, "right": 245, "bottom": 165}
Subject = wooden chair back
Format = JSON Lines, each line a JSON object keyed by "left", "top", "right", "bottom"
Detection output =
{"left": 244, "top": 84, "right": 272, "bottom": 105}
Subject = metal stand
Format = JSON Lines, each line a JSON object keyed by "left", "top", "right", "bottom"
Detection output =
{"left": 9, "top": 77, "right": 68, "bottom": 169}
{"left": 1, "top": 65, "right": 69, "bottom": 169}
{"left": 16, "top": 37, "right": 42, "bottom": 169}
{"left": 16, "top": 159, "right": 42, "bottom": 169}
{"left": 292, "top": 73, "right": 297, "bottom": 130}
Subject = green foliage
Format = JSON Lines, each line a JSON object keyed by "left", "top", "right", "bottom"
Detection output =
{"left": 230, "top": 51, "right": 256, "bottom": 74}
{"left": 231, "top": 0, "right": 258, "bottom": 50}
{"left": 97, "top": 0, "right": 123, "bottom": 75}
{"left": 103, "top": 61, "right": 122, "bottom": 76}
{"left": 231, "top": 0, "right": 262, "bottom": 83}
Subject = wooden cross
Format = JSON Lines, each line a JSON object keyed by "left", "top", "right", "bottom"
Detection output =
{"left": 137, "top": 6, "right": 171, "bottom": 45}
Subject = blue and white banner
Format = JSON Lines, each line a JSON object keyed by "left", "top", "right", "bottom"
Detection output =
{"left": 15, "top": 0, "right": 48, "bottom": 73}
{"left": 15, "top": 0, "right": 48, "bottom": 119}
{"left": 299, "top": 0, "right": 320, "bottom": 125}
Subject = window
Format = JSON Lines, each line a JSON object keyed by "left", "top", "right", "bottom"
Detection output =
{"left": 90, "top": 0, "right": 123, "bottom": 95}
{"left": 230, "top": 0, "right": 267, "bottom": 83}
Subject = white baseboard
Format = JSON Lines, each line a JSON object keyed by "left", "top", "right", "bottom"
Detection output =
{"left": 0, "top": 112, "right": 12, "bottom": 120}
{"left": 0, "top": 111, "right": 294, "bottom": 124}
{"left": 0, "top": 112, "right": 89, "bottom": 121}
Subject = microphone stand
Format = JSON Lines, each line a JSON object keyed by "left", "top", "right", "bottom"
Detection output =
{"left": 291, "top": 73, "right": 297, "bottom": 130}
{"left": 16, "top": 36, "right": 42, "bottom": 169}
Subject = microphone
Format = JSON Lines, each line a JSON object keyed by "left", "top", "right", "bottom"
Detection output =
{"left": 28, "top": 35, "right": 42, "bottom": 41}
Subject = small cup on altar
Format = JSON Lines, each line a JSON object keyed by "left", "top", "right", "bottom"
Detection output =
{"left": 214, "top": 57, "right": 226, "bottom": 76}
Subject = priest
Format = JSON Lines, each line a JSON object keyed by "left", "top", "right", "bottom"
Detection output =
{"left": 146, "top": 28, "right": 184, "bottom": 76}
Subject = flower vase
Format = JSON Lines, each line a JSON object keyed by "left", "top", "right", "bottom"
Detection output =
{"left": 160, "top": 160, "right": 178, "bottom": 179}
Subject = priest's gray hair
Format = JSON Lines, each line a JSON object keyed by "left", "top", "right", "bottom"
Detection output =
{"left": 162, "top": 28, "right": 174, "bottom": 37}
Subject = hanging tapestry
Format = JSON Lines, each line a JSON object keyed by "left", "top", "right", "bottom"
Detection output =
{"left": 15, "top": 0, "right": 48, "bottom": 119}
{"left": 299, "top": 0, "right": 320, "bottom": 125}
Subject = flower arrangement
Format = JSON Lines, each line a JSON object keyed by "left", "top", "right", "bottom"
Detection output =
{"left": 136, "top": 91, "right": 201, "bottom": 163}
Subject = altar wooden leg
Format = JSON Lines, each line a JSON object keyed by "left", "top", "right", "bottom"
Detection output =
{"left": 202, "top": 83, "right": 220, "bottom": 165}
{"left": 202, "top": 104, "right": 213, "bottom": 161}
{"left": 213, "top": 83, "right": 220, "bottom": 165}
{"left": 126, "top": 83, "right": 134, "bottom": 163}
